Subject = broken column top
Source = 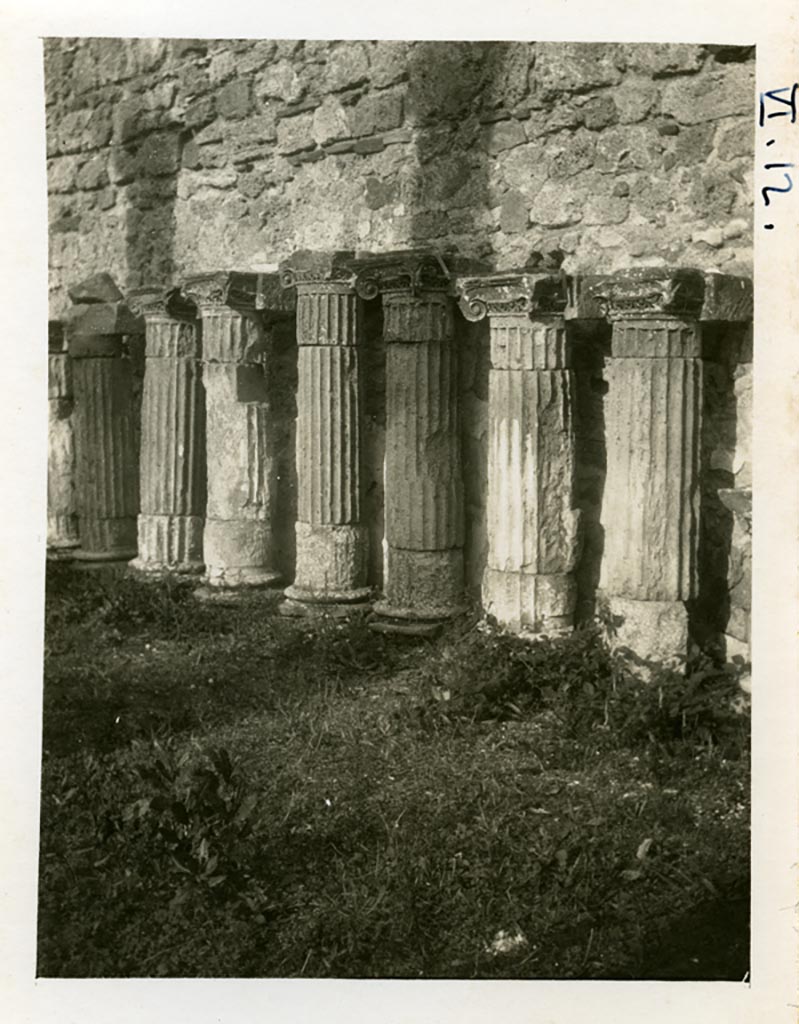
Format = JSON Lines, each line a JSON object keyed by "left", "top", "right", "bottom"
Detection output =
{"left": 66, "top": 300, "right": 144, "bottom": 339}
{"left": 455, "top": 271, "right": 568, "bottom": 322}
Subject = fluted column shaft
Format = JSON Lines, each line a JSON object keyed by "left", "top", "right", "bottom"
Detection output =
{"left": 199, "top": 303, "right": 278, "bottom": 589}
{"left": 131, "top": 294, "right": 206, "bottom": 574}
{"left": 376, "top": 289, "right": 465, "bottom": 622}
{"left": 47, "top": 323, "right": 79, "bottom": 556}
{"left": 285, "top": 281, "right": 370, "bottom": 606}
{"left": 483, "top": 314, "right": 579, "bottom": 632}
{"left": 600, "top": 316, "right": 703, "bottom": 664}
{"left": 69, "top": 332, "right": 139, "bottom": 562}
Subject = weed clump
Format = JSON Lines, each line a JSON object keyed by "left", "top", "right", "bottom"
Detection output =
{"left": 412, "top": 624, "right": 749, "bottom": 758}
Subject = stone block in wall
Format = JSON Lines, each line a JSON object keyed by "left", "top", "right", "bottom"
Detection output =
{"left": 716, "top": 119, "right": 754, "bottom": 162}
{"left": 580, "top": 95, "right": 618, "bottom": 131}
{"left": 530, "top": 182, "right": 584, "bottom": 228}
{"left": 620, "top": 43, "right": 706, "bottom": 77}
{"left": 184, "top": 95, "right": 216, "bottom": 130}
{"left": 47, "top": 155, "right": 79, "bottom": 194}
{"left": 480, "top": 41, "right": 533, "bottom": 111}
{"left": 75, "top": 155, "right": 109, "bottom": 191}
{"left": 687, "top": 166, "right": 740, "bottom": 218}
{"left": 325, "top": 42, "right": 370, "bottom": 93}
{"left": 661, "top": 64, "right": 755, "bottom": 125}
{"left": 348, "top": 91, "right": 403, "bottom": 138}
{"left": 484, "top": 119, "right": 527, "bottom": 155}
{"left": 277, "top": 112, "right": 315, "bottom": 155}
{"left": 548, "top": 129, "right": 596, "bottom": 179}
{"left": 499, "top": 190, "right": 529, "bottom": 234}
{"left": 217, "top": 79, "right": 253, "bottom": 120}
{"left": 311, "top": 97, "right": 351, "bottom": 146}
{"left": 594, "top": 124, "right": 662, "bottom": 173}
{"left": 256, "top": 60, "right": 305, "bottom": 105}
{"left": 405, "top": 42, "right": 486, "bottom": 126}
{"left": 368, "top": 41, "right": 409, "bottom": 89}
{"left": 532, "top": 43, "right": 623, "bottom": 99}
{"left": 613, "top": 76, "right": 659, "bottom": 124}
{"left": 662, "top": 123, "right": 716, "bottom": 169}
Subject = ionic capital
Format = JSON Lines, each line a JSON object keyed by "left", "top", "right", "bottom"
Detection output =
{"left": 279, "top": 250, "right": 359, "bottom": 293}
{"left": 588, "top": 268, "right": 705, "bottom": 322}
{"left": 353, "top": 250, "right": 451, "bottom": 300}
{"left": 182, "top": 272, "right": 260, "bottom": 315}
{"left": 456, "top": 271, "right": 567, "bottom": 322}
{"left": 129, "top": 286, "right": 198, "bottom": 322}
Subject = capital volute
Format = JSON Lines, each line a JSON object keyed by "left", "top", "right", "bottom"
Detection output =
{"left": 456, "top": 271, "right": 568, "bottom": 322}
{"left": 589, "top": 268, "right": 705, "bottom": 322}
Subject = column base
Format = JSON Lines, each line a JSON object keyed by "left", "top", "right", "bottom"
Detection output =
{"left": 279, "top": 598, "right": 372, "bottom": 619}
{"left": 198, "top": 565, "right": 282, "bottom": 594}
{"left": 280, "top": 582, "right": 373, "bottom": 619}
{"left": 368, "top": 607, "right": 452, "bottom": 638}
{"left": 135, "top": 514, "right": 205, "bottom": 574}
{"left": 482, "top": 568, "right": 576, "bottom": 635}
{"left": 202, "top": 518, "right": 280, "bottom": 592}
{"left": 602, "top": 595, "right": 689, "bottom": 671}
{"left": 380, "top": 546, "right": 465, "bottom": 626}
{"left": 73, "top": 554, "right": 135, "bottom": 573}
{"left": 291, "top": 522, "right": 369, "bottom": 600}
{"left": 194, "top": 580, "right": 284, "bottom": 605}
{"left": 46, "top": 544, "right": 79, "bottom": 562}
{"left": 129, "top": 558, "right": 205, "bottom": 577}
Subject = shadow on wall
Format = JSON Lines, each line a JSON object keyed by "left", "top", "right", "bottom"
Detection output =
{"left": 402, "top": 42, "right": 509, "bottom": 599}
{"left": 119, "top": 128, "right": 187, "bottom": 293}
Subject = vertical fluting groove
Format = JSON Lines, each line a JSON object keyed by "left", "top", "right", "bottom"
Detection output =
{"left": 483, "top": 312, "right": 577, "bottom": 630}
{"left": 73, "top": 353, "right": 138, "bottom": 552}
{"left": 383, "top": 295, "right": 461, "bottom": 552}
{"left": 139, "top": 320, "right": 204, "bottom": 520}
{"left": 296, "top": 293, "right": 361, "bottom": 527}
{"left": 601, "top": 320, "right": 701, "bottom": 602}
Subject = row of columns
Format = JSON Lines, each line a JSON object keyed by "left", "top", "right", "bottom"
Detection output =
{"left": 48, "top": 259, "right": 753, "bottom": 665}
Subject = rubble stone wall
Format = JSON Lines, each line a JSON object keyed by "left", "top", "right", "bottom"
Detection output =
{"left": 44, "top": 39, "right": 754, "bottom": 647}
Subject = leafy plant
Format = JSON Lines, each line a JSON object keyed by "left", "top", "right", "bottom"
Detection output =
{"left": 118, "top": 743, "right": 264, "bottom": 903}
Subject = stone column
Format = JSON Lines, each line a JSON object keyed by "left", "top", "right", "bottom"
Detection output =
{"left": 279, "top": 251, "right": 370, "bottom": 613}
{"left": 591, "top": 268, "right": 705, "bottom": 666}
{"left": 355, "top": 253, "right": 464, "bottom": 632}
{"left": 47, "top": 321, "right": 80, "bottom": 558}
{"left": 183, "top": 272, "right": 289, "bottom": 594}
{"left": 458, "top": 272, "right": 580, "bottom": 633}
{"left": 67, "top": 301, "right": 142, "bottom": 564}
{"left": 128, "top": 287, "right": 206, "bottom": 575}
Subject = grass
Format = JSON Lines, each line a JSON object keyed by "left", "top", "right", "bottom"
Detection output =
{"left": 38, "top": 564, "right": 750, "bottom": 979}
